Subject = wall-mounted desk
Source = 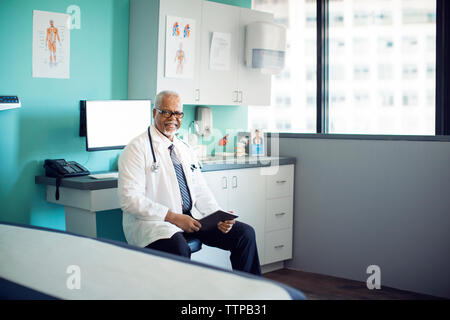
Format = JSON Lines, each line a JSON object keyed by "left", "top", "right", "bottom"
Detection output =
{"left": 35, "top": 175, "right": 119, "bottom": 238}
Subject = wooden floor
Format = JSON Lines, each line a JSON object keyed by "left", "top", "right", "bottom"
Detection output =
{"left": 263, "top": 269, "right": 443, "bottom": 300}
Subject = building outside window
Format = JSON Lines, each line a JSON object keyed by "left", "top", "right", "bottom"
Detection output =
{"left": 329, "top": 0, "right": 436, "bottom": 135}
{"left": 249, "top": 0, "right": 436, "bottom": 136}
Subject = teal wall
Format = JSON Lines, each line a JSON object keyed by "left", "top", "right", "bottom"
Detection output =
{"left": 0, "top": 0, "right": 250, "bottom": 241}
{"left": 0, "top": 0, "right": 130, "bottom": 235}
{"left": 182, "top": 105, "right": 249, "bottom": 155}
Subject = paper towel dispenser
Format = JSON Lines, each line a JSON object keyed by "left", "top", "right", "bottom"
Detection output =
{"left": 245, "top": 21, "right": 286, "bottom": 74}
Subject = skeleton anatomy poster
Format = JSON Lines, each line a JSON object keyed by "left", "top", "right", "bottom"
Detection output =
{"left": 33, "top": 10, "right": 71, "bottom": 79}
{"left": 165, "top": 16, "right": 196, "bottom": 79}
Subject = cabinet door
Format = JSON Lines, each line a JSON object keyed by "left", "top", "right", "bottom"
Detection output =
{"left": 198, "top": 1, "right": 240, "bottom": 105}
{"left": 228, "top": 168, "right": 266, "bottom": 264}
{"left": 198, "top": 170, "right": 232, "bottom": 270}
{"left": 237, "top": 8, "right": 273, "bottom": 106}
{"left": 157, "top": 0, "right": 203, "bottom": 104}
{"left": 202, "top": 170, "right": 229, "bottom": 210}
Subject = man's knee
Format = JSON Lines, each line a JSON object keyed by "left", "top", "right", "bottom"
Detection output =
{"left": 172, "top": 244, "right": 191, "bottom": 257}
{"left": 147, "top": 232, "right": 191, "bottom": 258}
{"left": 169, "top": 233, "right": 191, "bottom": 257}
{"left": 236, "top": 222, "right": 257, "bottom": 243}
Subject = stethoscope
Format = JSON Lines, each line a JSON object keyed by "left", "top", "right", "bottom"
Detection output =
{"left": 147, "top": 126, "right": 202, "bottom": 174}
{"left": 148, "top": 126, "right": 160, "bottom": 173}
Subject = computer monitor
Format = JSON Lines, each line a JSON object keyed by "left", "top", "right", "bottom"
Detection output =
{"left": 81, "top": 100, "right": 151, "bottom": 151}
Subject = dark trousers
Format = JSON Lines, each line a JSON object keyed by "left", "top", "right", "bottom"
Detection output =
{"left": 146, "top": 221, "right": 262, "bottom": 276}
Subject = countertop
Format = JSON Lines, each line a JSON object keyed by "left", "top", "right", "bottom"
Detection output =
{"left": 35, "top": 156, "right": 296, "bottom": 190}
{"left": 198, "top": 156, "right": 295, "bottom": 172}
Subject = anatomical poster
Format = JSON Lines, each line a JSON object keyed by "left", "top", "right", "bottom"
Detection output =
{"left": 33, "top": 10, "right": 71, "bottom": 79}
{"left": 165, "top": 16, "right": 196, "bottom": 79}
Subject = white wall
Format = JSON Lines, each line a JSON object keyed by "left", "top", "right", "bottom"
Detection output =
{"left": 280, "top": 137, "right": 450, "bottom": 298}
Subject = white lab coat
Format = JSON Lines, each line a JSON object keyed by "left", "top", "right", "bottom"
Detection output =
{"left": 118, "top": 125, "right": 220, "bottom": 247}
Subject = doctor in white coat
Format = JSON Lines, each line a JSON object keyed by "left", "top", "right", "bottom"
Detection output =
{"left": 118, "top": 91, "right": 261, "bottom": 275}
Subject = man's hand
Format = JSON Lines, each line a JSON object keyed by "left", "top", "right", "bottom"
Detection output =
{"left": 165, "top": 210, "right": 201, "bottom": 233}
{"left": 218, "top": 219, "right": 235, "bottom": 234}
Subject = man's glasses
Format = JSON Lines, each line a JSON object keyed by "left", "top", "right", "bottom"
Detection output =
{"left": 155, "top": 108, "right": 184, "bottom": 119}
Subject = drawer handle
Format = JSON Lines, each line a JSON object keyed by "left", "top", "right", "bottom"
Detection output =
{"left": 222, "top": 176, "right": 227, "bottom": 189}
{"left": 275, "top": 212, "right": 286, "bottom": 217}
{"left": 276, "top": 180, "right": 287, "bottom": 184}
{"left": 274, "top": 245, "right": 284, "bottom": 249}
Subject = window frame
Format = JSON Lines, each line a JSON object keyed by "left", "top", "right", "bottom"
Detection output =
{"left": 435, "top": 0, "right": 450, "bottom": 135}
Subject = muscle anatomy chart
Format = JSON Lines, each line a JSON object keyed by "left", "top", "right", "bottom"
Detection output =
{"left": 33, "top": 10, "right": 70, "bottom": 79}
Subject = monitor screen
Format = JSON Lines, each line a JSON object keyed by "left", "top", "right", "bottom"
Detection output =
{"left": 85, "top": 100, "right": 151, "bottom": 151}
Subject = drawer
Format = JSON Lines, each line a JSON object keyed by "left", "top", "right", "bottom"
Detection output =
{"left": 265, "top": 197, "right": 293, "bottom": 232}
{"left": 266, "top": 165, "right": 294, "bottom": 199}
{"left": 264, "top": 228, "right": 293, "bottom": 265}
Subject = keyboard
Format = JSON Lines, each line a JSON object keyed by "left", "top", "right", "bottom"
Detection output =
{"left": 89, "top": 172, "right": 119, "bottom": 179}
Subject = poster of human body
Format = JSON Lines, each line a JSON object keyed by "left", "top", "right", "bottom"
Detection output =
{"left": 165, "top": 16, "right": 195, "bottom": 79}
{"left": 33, "top": 10, "right": 70, "bottom": 79}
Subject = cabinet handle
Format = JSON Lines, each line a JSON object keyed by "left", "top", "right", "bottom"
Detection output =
{"left": 232, "top": 176, "right": 238, "bottom": 188}
{"left": 238, "top": 91, "right": 243, "bottom": 103}
{"left": 276, "top": 180, "right": 287, "bottom": 184}
{"left": 195, "top": 89, "right": 200, "bottom": 102}
{"left": 275, "top": 212, "right": 286, "bottom": 217}
{"left": 274, "top": 245, "right": 284, "bottom": 249}
{"left": 233, "top": 91, "right": 238, "bottom": 102}
{"left": 222, "top": 176, "right": 227, "bottom": 189}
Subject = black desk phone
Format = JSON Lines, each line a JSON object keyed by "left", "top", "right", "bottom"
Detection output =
{"left": 44, "top": 159, "right": 90, "bottom": 200}
{"left": 44, "top": 159, "right": 90, "bottom": 177}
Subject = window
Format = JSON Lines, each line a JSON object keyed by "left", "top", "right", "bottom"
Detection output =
{"left": 328, "top": 0, "right": 435, "bottom": 135}
{"left": 249, "top": 0, "right": 445, "bottom": 136}
{"left": 248, "top": 0, "right": 317, "bottom": 133}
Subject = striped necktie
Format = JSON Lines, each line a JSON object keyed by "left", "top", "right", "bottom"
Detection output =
{"left": 169, "top": 144, "right": 192, "bottom": 214}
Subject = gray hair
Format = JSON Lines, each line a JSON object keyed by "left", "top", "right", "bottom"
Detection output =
{"left": 155, "top": 91, "right": 181, "bottom": 109}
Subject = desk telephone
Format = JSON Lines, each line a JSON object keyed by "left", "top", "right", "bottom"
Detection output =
{"left": 44, "top": 159, "right": 90, "bottom": 200}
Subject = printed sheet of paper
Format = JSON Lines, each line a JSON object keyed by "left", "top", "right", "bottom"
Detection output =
{"left": 32, "top": 10, "right": 71, "bottom": 79}
{"left": 209, "top": 32, "right": 231, "bottom": 71}
{"left": 165, "top": 16, "right": 196, "bottom": 79}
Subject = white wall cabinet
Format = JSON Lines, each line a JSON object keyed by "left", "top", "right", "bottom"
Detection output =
{"left": 198, "top": 1, "right": 240, "bottom": 105}
{"left": 236, "top": 7, "right": 273, "bottom": 106}
{"left": 128, "top": 0, "right": 273, "bottom": 106}
{"left": 129, "top": 0, "right": 203, "bottom": 104}
{"left": 194, "top": 165, "right": 294, "bottom": 271}
{"left": 198, "top": 1, "right": 273, "bottom": 105}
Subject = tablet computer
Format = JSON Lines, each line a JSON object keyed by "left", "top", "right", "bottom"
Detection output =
{"left": 197, "top": 210, "right": 238, "bottom": 231}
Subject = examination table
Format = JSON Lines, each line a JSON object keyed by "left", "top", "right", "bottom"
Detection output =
{"left": 0, "top": 222, "right": 306, "bottom": 300}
